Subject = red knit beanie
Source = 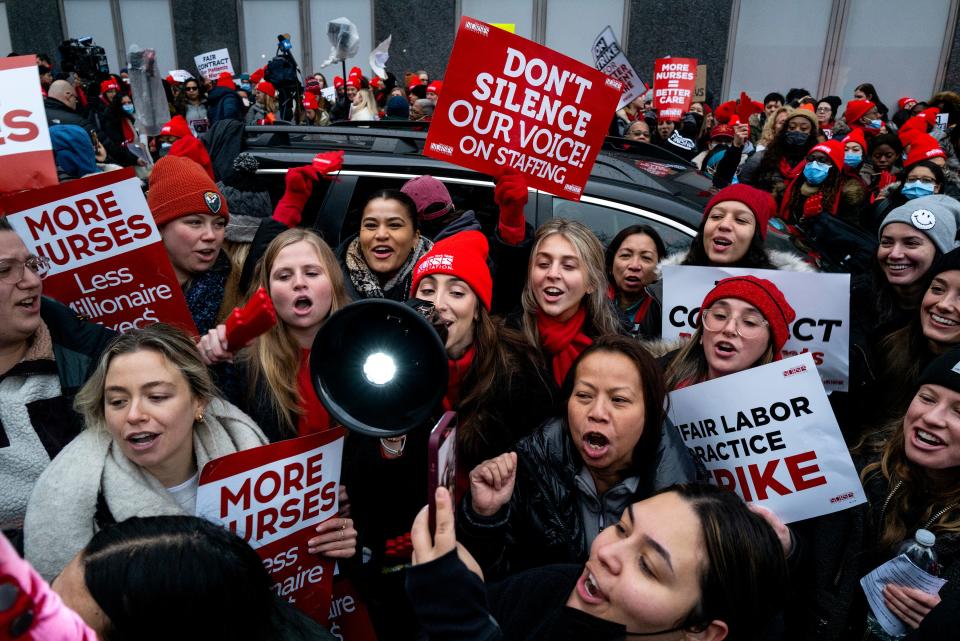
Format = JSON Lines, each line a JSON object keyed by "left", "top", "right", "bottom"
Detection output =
{"left": 700, "top": 275, "right": 797, "bottom": 356}
{"left": 844, "top": 99, "right": 875, "bottom": 124}
{"left": 426, "top": 80, "right": 443, "bottom": 96}
{"left": 216, "top": 72, "right": 235, "bottom": 89}
{"left": 411, "top": 231, "right": 493, "bottom": 311}
{"left": 303, "top": 93, "right": 319, "bottom": 110}
{"left": 257, "top": 81, "right": 276, "bottom": 98}
{"left": 898, "top": 96, "right": 918, "bottom": 111}
{"left": 703, "top": 184, "right": 776, "bottom": 240}
{"left": 904, "top": 135, "right": 947, "bottom": 167}
{"left": 100, "top": 79, "right": 120, "bottom": 94}
{"left": 148, "top": 156, "right": 229, "bottom": 227}
{"left": 714, "top": 100, "right": 737, "bottom": 124}
{"left": 842, "top": 128, "right": 866, "bottom": 152}
{"left": 249, "top": 67, "right": 265, "bottom": 85}
{"left": 920, "top": 107, "right": 940, "bottom": 129}
{"left": 167, "top": 136, "right": 215, "bottom": 180}
{"left": 159, "top": 115, "right": 191, "bottom": 139}
{"left": 334, "top": 76, "right": 344, "bottom": 89}
{"left": 809, "top": 139, "right": 844, "bottom": 168}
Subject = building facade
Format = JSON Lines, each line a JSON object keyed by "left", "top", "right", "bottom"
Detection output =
{"left": 3, "top": 0, "right": 958, "bottom": 105}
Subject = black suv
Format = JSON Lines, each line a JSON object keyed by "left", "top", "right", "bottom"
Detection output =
{"left": 243, "top": 123, "right": 820, "bottom": 264}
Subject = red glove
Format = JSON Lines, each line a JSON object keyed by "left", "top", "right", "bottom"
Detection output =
{"left": 273, "top": 151, "right": 344, "bottom": 226}
{"left": 495, "top": 168, "right": 528, "bottom": 245}
{"left": 224, "top": 287, "right": 277, "bottom": 352}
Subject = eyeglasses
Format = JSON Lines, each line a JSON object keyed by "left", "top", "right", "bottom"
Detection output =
{"left": 185, "top": 86, "right": 199, "bottom": 92}
{"left": 700, "top": 307, "right": 769, "bottom": 339}
{"left": 907, "top": 176, "right": 938, "bottom": 185}
{"left": 815, "top": 106, "right": 832, "bottom": 113}
{"left": 0, "top": 256, "right": 51, "bottom": 283}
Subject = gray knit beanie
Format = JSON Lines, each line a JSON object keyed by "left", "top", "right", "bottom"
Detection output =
{"left": 878, "top": 194, "right": 960, "bottom": 254}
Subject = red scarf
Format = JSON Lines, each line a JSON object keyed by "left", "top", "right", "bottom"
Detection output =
{"left": 607, "top": 284, "right": 653, "bottom": 326}
{"left": 296, "top": 348, "right": 332, "bottom": 437}
{"left": 778, "top": 156, "right": 804, "bottom": 182}
{"left": 121, "top": 117, "right": 135, "bottom": 144}
{"left": 537, "top": 306, "right": 592, "bottom": 386}
{"left": 444, "top": 344, "right": 476, "bottom": 411}
{"left": 778, "top": 165, "right": 844, "bottom": 221}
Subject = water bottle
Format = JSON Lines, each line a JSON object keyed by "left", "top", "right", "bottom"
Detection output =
{"left": 865, "top": 529, "right": 940, "bottom": 640}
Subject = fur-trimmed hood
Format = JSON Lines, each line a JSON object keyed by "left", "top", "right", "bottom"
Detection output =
{"left": 656, "top": 247, "right": 817, "bottom": 273}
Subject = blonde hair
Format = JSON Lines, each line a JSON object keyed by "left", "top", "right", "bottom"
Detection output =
{"left": 352, "top": 88, "right": 378, "bottom": 118}
{"left": 520, "top": 219, "right": 620, "bottom": 350}
{"left": 664, "top": 326, "right": 775, "bottom": 390}
{"left": 242, "top": 229, "right": 350, "bottom": 436}
{"left": 759, "top": 106, "right": 794, "bottom": 148}
{"left": 75, "top": 324, "right": 216, "bottom": 429}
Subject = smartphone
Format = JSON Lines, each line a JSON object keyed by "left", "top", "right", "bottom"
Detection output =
{"left": 428, "top": 411, "right": 458, "bottom": 537}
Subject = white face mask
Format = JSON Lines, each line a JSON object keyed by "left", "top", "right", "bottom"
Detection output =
{"left": 242, "top": 98, "right": 250, "bottom": 108}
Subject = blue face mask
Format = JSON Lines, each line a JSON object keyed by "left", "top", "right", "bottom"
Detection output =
{"left": 844, "top": 152, "right": 862, "bottom": 168}
{"left": 803, "top": 160, "right": 831, "bottom": 185}
{"left": 902, "top": 180, "right": 935, "bottom": 200}
{"left": 122, "top": 104, "right": 135, "bottom": 115}
{"left": 867, "top": 119, "right": 883, "bottom": 129}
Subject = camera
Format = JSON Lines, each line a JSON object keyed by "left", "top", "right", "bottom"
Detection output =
{"left": 58, "top": 37, "right": 109, "bottom": 80}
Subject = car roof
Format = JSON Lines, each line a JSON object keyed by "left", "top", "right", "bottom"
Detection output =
{"left": 242, "top": 124, "right": 713, "bottom": 211}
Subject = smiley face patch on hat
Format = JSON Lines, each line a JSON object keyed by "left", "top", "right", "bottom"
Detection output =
{"left": 204, "top": 191, "right": 223, "bottom": 214}
{"left": 911, "top": 209, "right": 936, "bottom": 230}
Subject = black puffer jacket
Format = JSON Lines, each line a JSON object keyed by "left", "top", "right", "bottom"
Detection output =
{"left": 457, "top": 416, "right": 697, "bottom": 577}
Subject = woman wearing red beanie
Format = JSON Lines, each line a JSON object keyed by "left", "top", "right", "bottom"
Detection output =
{"left": 779, "top": 140, "right": 867, "bottom": 224}
{"left": 408, "top": 230, "right": 555, "bottom": 468}
{"left": 739, "top": 109, "right": 819, "bottom": 199}
{"left": 663, "top": 275, "right": 797, "bottom": 389}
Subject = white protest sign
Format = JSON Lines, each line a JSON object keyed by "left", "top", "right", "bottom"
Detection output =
{"left": 668, "top": 353, "right": 865, "bottom": 523}
{"left": 194, "top": 48, "right": 234, "bottom": 80}
{"left": 861, "top": 554, "right": 947, "bottom": 636}
{"left": 591, "top": 26, "right": 646, "bottom": 111}
{"left": 0, "top": 55, "right": 58, "bottom": 193}
{"left": 936, "top": 112, "right": 949, "bottom": 134}
{"left": 321, "top": 87, "right": 337, "bottom": 103}
{"left": 168, "top": 69, "right": 193, "bottom": 83}
{"left": 661, "top": 265, "right": 850, "bottom": 392}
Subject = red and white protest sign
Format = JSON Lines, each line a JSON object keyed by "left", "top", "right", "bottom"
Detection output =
{"left": 0, "top": 56, "right": 58, "bottom": 194}
{"left": 653, "top": 57, "right": 697, "bottom": 121}
{"left": 668, "top": 353, "right": 865, "bottom": 523}
{"left": 424, "top": 17, "right": 622, "bottom": 200}
{"left": 197, "top": 430, "right": 345, "bottom": 623}
{"left": 0, "top": 168, "right": 195, "bottom": 333}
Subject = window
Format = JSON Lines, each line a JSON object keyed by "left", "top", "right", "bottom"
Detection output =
{"left": 725, "top": 0, "right": 833, "bottom": 101}
{"left": 243, "top": 0, "right": 303, "bottom": 73}
{"left": 552, "top": 198, "right": 694, "bottom": 255}
{"left": 0, "top": 2, "right": 11, "bottom": 57}
{"left": 544, "top": 0, "right": 626, "bottom": 65}
{"left": 310, "top": 0, "right": 373, "bottom": 78}
{"left": 62, "top": 0, "right": 121, "bottom": 72}
{"left": 832, "top": 0, "right": 952, "bottom": 107}
{"left": 119, "top": 0, "right": 176, "bottom": 74}
{"left": 461, "top": 0, "right": 536, "bottom": 41}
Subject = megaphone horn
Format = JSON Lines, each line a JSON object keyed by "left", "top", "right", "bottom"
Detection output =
{"left": 310, "top": 299, "right": 448, "bottom": 438}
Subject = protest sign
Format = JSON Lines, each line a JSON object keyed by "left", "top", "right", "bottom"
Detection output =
{"left": 592, "top": 26, "right": 647, "bottom": 111}
{"left": 661, "top": 265, "right": 850, "bottom": 392}
{"left": 168, "top": 69, "right": 193, "bottom": 83}
{"left": 0, "top": 168, "right": 195, "bottom": 334}
{"left": 491, "top": 23, "right": 516, "bottom": 33}
{"left": 424, "top": 17, "right": 622, "bottom": 201}
{"left": 936, "top": 112, "right": 949, "bottom": 134}
{"left": 653, "top": 57, "right": 696, "bottom": 121}
{"left": 0, "top": 56, "right": 58, "bottom": 194}
{"left": 328, "top": 577, "right": 379, "bottom": 641}
{"left": 694, "top": 65, "right": 707, "bottom": 102}
{"left": 197, "top": 429, "right": 346, "bottom": 623}
{"left": 194, "top": 48, "right": 234, "bottom": 80}
{"left": 668, "top": 353, "right": 865, "bottom": 523}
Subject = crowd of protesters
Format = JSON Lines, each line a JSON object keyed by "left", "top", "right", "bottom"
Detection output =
{"left": 0, "top": 43, "right": 959, "bottom": 641}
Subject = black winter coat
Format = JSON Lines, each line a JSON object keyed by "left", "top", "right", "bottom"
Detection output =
{"left": 407, "top": 551, "right": 626, "bottom": 641}
{"left": 457, "top": 416, "right": 698, "bottom": 577}
{"left": 206, "top": 87, "right": 244, "bottom": 127}
{"left": 786, "top": 455, "right": 960, "bottom": 641}
{"left": 43, "top": 97, "right": 93, "bottom": 132}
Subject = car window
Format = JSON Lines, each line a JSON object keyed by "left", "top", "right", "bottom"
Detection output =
{"left": 340, "top": 175, "right": 503, "bottom": 241}
{"left": 551, "top": 198, "right": 694, "bottom": 254}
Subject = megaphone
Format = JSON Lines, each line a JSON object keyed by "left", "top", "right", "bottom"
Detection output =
{"left": 309, "top": 299, "right": 448, "bottom": 438}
